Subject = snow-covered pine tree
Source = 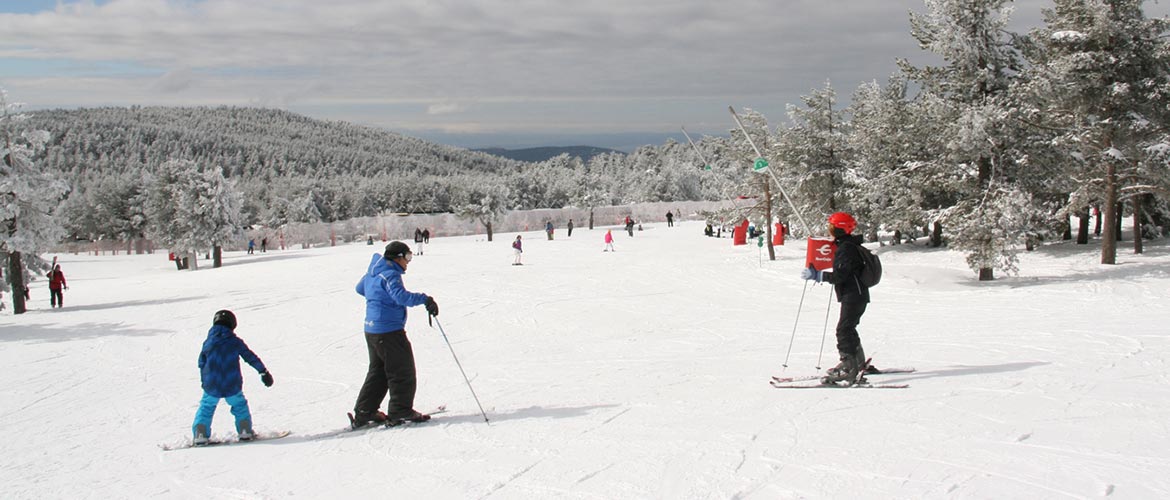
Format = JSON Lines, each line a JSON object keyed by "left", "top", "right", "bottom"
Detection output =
{"left": 898, "top": 0, "right": 1033, "bottom": 279}
{"left": 1018, "top": 0, "right": 1170, "bottom": 264}
{"left": 145, "top": 159, "right": 242, "bottom": 269}
{"left": 847, "top": 75, "right": 933, "bottom": 244}
{"left": 775, "top": 82, "right": 853, "bottom": 220}
{"left": 0, "top": 89, "right": 69, "bottom": 314}
{"left": 455, "top": 182, "right": 509, "bottom": 242}
{"left": 579, "top": 153, "right": 624, "bottom": 229}
{"left": 189, "top": 166, "right": 243, "bottom": 267}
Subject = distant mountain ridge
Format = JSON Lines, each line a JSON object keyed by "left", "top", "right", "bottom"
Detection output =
{"left": 474, "top": 145, "right": 625, "bottom": 163}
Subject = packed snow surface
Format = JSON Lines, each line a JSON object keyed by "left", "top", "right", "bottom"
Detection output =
{"left": 2, "top": 221, "right": 1168, "bottom": 498}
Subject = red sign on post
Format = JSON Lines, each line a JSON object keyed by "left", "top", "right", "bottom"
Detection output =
{"left": 805, "top": 237, "right": 836, "bottom": 271}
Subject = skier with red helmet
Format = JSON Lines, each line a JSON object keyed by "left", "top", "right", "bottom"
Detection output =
{"left": 801, "top": 212, "right": 873, "bottom": 384}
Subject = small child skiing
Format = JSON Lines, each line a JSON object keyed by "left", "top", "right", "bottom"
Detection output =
{"left": 512, "top": 235, "right": 523, "bottom": 265}
{"left": 192, "top": 310, "right": 274, "bottom": 445}
{"left": 604, "top": 229, "right": 615, "bottom": 252}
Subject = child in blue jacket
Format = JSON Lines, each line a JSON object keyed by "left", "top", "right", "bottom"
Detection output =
{"left": 192, "top": 310, "right": 274, "bottom": 445}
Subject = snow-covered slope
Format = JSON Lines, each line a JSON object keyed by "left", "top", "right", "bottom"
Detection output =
{"left": 2, "top": 221, "right": 1167, "bottom": 498}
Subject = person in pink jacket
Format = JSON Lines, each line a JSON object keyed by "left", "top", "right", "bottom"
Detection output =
{"left": 512, "top": 235, "right": 523, "bottom": 265}
{"left": 604, "top": 229, "right": 615, "bottom": 252}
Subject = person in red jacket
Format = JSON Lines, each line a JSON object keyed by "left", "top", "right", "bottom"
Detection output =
{"left": 46, "top": 264, "right": 67, "bottom": 308}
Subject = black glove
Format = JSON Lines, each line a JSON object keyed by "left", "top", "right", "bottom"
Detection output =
{"left": 260, "top": 371, "right": 274, "bottom": 387}
{"left": 425, "top": 296, "right": 439, "bottom": 317}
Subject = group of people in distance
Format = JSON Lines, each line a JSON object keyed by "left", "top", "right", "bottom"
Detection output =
{"left": 189, "top": 211, "right": 876, "bottom": 442}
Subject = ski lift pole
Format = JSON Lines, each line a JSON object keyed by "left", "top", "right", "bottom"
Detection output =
{"left": 727, "top": 106, "right": 813, "bottom": 236}
{"left": 431, "top": 316, "right": 490, "bottom": 423}
{"left": 681, "top": 126, "right": 712, "bottom": 170}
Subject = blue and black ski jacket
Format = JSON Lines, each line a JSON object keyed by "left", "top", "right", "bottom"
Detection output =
{"left": 356, "top": 254, "right": 428, "bottom": 333}
{"left": 198, "top": 324, "right": 267, "bottom": 398}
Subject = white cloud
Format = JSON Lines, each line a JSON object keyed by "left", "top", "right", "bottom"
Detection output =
{"left": 152, "top": 67, "right": 195, "bottom": 92}
{"left": 1, "top": 0, "right": 1166, "bottom": 138}
{"left": 427, "top": 101, "right": 464, "bottom": 115}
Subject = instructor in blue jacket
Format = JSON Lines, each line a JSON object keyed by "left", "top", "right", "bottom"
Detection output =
{"left": 352, "top": 241, "right": 440, "bottom": 428}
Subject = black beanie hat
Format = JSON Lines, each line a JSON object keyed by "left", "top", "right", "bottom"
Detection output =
{"left": 384, "top": 241, "right": 412, "bottom": 260}
{"left": 213, "top": 309, "right": 237, "bottom": 330}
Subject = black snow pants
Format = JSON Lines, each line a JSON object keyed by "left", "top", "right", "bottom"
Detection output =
{"left": 835, "top": 301, "right": 867, "bottom": 357}
{"left": 354, "top": 331, "right": 417, "bottom": 418}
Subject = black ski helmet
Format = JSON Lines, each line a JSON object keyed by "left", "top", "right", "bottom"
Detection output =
{"left": 213, "top": 309, "right": 237, "bottom": 330}
{"left": 384, "top": 241, "right": 412, "bottom": 261}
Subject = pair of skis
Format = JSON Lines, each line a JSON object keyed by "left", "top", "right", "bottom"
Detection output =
{"left": 770, "top": 361, "right": 914, "bottom": 389}
{"left": 346, "top": 405, "right": 448, "bottom": 431}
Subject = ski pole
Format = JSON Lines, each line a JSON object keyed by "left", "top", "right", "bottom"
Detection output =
{"left": 431, "top": 316, "right": 490, "bottom": 423}
{"left": 781, "top": 280, "right": 810, "bottom": 369}
{"left": 815, "top": 287, "right": 834, "bottom": 370}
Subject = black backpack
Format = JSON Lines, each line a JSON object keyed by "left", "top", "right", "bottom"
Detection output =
{"left": 855, "top": 243, "right": 882, "bottom": 287}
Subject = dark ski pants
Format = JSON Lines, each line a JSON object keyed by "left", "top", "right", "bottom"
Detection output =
{"left": 50, "top": 288, "right": 63, "bottom": 308}
{"left": 835, "top": 301, "right": 867, "bottom": 357}
{"left": 354, "top": 331, "right": 417, "bottom": 418}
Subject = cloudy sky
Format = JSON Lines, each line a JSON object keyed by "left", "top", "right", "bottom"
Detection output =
{"left": 1, "top": 0, "right": 1166, "bottom": 150}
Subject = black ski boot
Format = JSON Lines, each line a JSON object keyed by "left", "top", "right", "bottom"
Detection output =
{"left": 385, "top": 409, "right": 431, "bottom": 427}
{"left": 822, "top": 346, "right": 867, "bottom": 385}
{"left": 350, "top": 410, "right": 389, "bottom": 430}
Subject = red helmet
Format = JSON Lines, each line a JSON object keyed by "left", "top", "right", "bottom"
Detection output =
{"left": 828, "top": 212, "right": 857, "bottom": 234}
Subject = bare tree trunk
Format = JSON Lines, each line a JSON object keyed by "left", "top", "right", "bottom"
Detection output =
{"left": 485, "top": 221, "right": 494, "bottom": 242}
{"left": 978, "top": 267, "right": 994, "bottom": 281}
{"left": 1076, "top": 206, "right": 1090, "bottom": 244}
{"left": 1114, "top": 201, "right": 1124, "bottom": 242}
{"left": 7, "top": 251, "right": 26, "bottom": 314}
{"left": 213, "top": 245, "right": 223, "bottom": 268}
{"left": 930, "top": 221, "right": 943, "bottom": 248}
{"left": 1134, "top": 195, "right": 1143, "bottom": 255}
{"left": 1101, "top": 163, "right": 1117, "bottom": 265}
{"left": 588, "top": 210, "right": 594, "bottom": 230}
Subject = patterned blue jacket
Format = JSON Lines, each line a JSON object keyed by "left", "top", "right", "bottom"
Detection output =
{"left": 198, "top": 324, "right": 267, "bottom": 398}
{"left": 356, "top": 253, "right": 428, "bottom": 333}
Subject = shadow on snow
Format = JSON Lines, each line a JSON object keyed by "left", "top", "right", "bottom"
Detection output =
{"left": 0, "top": 321, "right": 169, "bottom": 343}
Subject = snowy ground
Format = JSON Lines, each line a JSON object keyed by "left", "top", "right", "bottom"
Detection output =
{"left": 2, "top": 220, "right": 1168, "bottom": 499}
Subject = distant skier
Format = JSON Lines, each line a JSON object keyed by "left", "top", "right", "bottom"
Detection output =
{"left": 512, "top": 235, "right": 523, "bottom": 265}
{"left": 352, "top": 241, "right": 440, "bottom": 428}
{"left": 192, "top": 310, "right": 274, "bottom": 445}
{"left": 567, "top": 219, "right": 574, "bottom": 238}
{"left": 261, "top": 237, "right": 268, "bottom": 253}
{"left": 801, "top": 212, "right": 873, "bottom": 383}
{"left": 247, "top": 239, "right": 255, "bottom": 255}
{"left": 625, "top": 216, "right": 635, "bottom": 237}
{"left": 666, "top": 211, "right": 674, "bottom": 227}
{"left": 46, "top": 264, "right": 67, "bottom": 308}
{"left": 604, "top": 229, "right": 615, "bottom": 252}
{"left": 546, "top": 221, "right": 554, "bottom": 240}
{"left": 414, "top": 228, "right": 425, "bottom": 255}
{"left": 422, "top": 228, "right": 430, "bottom": 244}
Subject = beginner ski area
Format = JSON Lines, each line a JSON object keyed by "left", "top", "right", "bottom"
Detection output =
{"left": 1, "top": 220, "right": 1167, "bottom": 498}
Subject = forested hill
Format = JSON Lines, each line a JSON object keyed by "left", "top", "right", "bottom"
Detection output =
{"left": 474, "top": 146, "right": 624, "bottom": 163}
{"left": 27, "top": 105, "right": 729, "bottom": 234}
{"left": 26, "top": 106, "right": 526, "bottom": 179}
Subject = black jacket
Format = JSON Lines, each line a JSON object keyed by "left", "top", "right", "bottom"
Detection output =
{"left": 822, "top": 234, "right": 870, "bottom": 304}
